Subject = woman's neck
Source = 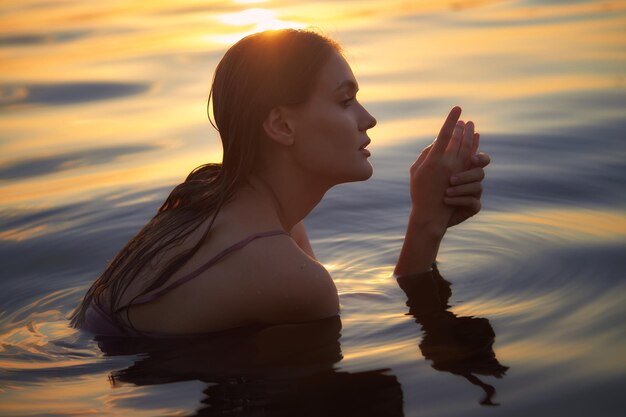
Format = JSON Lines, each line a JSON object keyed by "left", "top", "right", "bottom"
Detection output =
{"left": 246, "top": 172, "right": 329, "bottom": 232}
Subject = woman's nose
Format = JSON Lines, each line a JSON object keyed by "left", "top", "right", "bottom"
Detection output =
{"left": 360, "top": 106, "right": 377, "bottom": 131}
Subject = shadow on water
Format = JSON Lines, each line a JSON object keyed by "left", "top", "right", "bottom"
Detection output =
{"left": 93, "top": 268, "right": 507, "bottom": 415}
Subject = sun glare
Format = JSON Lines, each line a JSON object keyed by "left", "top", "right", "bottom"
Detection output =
{"left": 233, "top": 0, "right": 269, "bottom": 4}
{"left": 220, "top": 8, "right": 275, "bottom": 26}
{"left": 213, "top": 8, "right": 306, "bottom": 44}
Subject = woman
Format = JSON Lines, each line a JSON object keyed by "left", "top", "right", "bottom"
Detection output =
{"left": 70, "top": 29, "right": 489, "bottom": 337}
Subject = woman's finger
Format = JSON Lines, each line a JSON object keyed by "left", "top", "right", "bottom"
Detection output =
{"left": 416, "top": 143, "right": 433, "bottom": 165}
{"left": 471, "top": 152, "right": 491, "bottom": 168}
{"left": 446, "top": 182, "right": 483, "bottom": 197}
{"left": 470, "top": 132, "right": 480, "bottom": 156}
{"left": 432, "top": 106, "right": 462, "bottom": 156}
{"left": 447, "top": 120, "right": 465, "bottom": 154}
{"left": 459, "top": 121, "right": 474, "bottom": 161}
{"left": 450, "top": 167, "right": 485, "bottom": 185}
{"left": 443, "top": 196, "right": 482, "bottom": 212}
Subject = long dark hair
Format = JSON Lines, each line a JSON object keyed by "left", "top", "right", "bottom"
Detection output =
{"left": 70, "top": 29, "right": 341, "bottom": 330}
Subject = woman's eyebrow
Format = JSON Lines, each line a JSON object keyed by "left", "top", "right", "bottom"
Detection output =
{"left": 334, "top": 80, "right": 358, "bottom": 93}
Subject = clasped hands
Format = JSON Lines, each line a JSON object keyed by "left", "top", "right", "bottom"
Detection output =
{"left": 409, "top": 106, "right": 490, "bottom": 236}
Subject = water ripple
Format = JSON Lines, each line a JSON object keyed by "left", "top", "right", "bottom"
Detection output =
{"left": 0, "top": 82, "right": 152, "bottom": 109}
{"left": 0, "top": 30, "right": 90, "bottom": 47}
{"left": 0, "top": 144, "right": 160, "bottom": 181}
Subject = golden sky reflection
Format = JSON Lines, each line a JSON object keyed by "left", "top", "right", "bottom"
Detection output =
{"left": 0, "top": 302, "right": 197, "bottom": 415}
{"left": 450, "top": 279, "right": 626, "bottom": 381}
{"left": 497, "top": 324, "right": 626, "bottom": 376}
{"left": 488, "top": 208, "right": 626, "bottom": 243}
{"left": 443, "top": 289, "right": 626, "bottom": 405}
{"left": 0, "top": 376, "right": 195, "bottom": 417}
{"left": 2, "top": 0, "right": 625, "bottom": 209}
{"left": 450, "top": 292, "right": 562, "bottom": 320}
{"left": 340, "top": 337, "right": 418, "bottom": 365}
{"left": 0, "top": 224, "right": 49, "bottom": 241}
{"left": 0, "top": 318, "right": 93, "bottom": 372}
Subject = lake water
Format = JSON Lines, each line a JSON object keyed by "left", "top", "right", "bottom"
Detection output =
{"left": 1, "top": 0, "right": 625, "bottom": 416}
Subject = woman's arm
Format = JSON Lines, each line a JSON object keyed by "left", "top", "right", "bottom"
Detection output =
{"left": 394, "top": 210, "right": 447, "bottom": 276}
{"left": 289, "top": 221, "right": 316, "bottom": 259}
{"left": 394, "top": 107, "right": 479, "bottom": 276}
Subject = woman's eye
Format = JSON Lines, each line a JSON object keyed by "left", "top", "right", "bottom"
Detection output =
{"left": 342, "top": 96, "right": 356, "bottom": 107}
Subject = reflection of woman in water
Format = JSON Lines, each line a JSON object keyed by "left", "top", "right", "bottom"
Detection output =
{"left": 70, "top": 29, "right": 490, "bottom": 337}
{"left": 397, "top": 265, "right": 509, "bottom": 406}
{"left": 100, "top": 267, "right": 506, "bottom": 415}
{"left": 101, "top": 317, "right": 405, "bottom": 416}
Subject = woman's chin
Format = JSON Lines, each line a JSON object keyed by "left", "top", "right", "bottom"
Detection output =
{"left": 360, "top": 163, "right": 374, "bottom": 181}
{"left": 345, "top": 162, "right": 374, "bottom": 183}
{"left": 321, "top": 161, "right": 374, "bottom": 187}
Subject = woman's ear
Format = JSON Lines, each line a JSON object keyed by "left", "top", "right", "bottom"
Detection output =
{"left": 262, "top": 107, "right": 295, "bottom": 146}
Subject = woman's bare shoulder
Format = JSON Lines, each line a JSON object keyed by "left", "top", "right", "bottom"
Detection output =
{"left": 126, "top": 232, "right": 338, "bottom": 334}
{"left": 238, "top": 234, "right": 339, "bottom": 325}
{"left": 199, "top": 235, "right": 339, "bottom": 324}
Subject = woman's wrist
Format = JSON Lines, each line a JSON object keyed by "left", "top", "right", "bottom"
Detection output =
{"left": 394, "top": 213, "right": 446, "bottom": 277}
{"left": 393, "top": 264, "right": 435, "bottom": 279}
{"left": 407, "top": 209, "right": 449, "bottom": 241}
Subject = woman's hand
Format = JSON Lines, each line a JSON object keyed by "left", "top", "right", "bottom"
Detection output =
{"left": 445, "top": 152, "right": 491, "bottom": 227}
{"left": 395, "top": 107, "right": 480, "bottom": 276}
{"left": 409, "top": 107, "right": 476, "bottom": 236}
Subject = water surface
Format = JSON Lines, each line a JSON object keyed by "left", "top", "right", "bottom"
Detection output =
{"left": 1, "top": 0, "right": 625, "bottom": 416}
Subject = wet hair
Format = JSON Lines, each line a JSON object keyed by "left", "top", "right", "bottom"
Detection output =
{"left": 70, "top": 29, "right": 341, "bottom": 331}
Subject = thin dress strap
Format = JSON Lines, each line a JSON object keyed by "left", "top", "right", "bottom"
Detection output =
{"left": 114, "top": 229, "right": 288, "bottom": 313}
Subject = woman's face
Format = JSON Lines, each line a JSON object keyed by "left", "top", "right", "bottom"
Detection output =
{"left": 288, "top": 51, "right": 377, "bottom": 186}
